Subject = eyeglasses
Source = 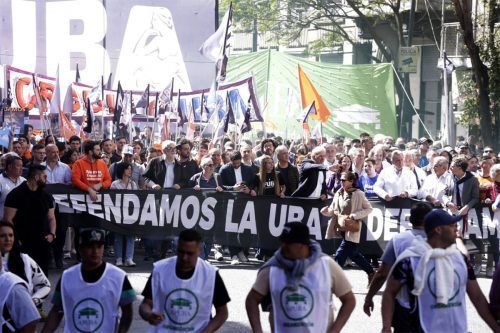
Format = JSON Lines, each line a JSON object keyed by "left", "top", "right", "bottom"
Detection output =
{"left": 340, "top": 179, "right": 351, "bottom": 182}
{"left": 484, "top": 150, "right": 494, "bottom": 153}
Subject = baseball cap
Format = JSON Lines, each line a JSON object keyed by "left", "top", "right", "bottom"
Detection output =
{"left": 122, "top": 145, "right": 134, "bottom": 155}
{"left": 79, "top": 228, "right": 106, "bottom": 246}
{"left": 423, "top": 210, "right": 462, "bottom": 233}
{"left": 419, "top": 137, "right": 433, "bottom": 145}
{"left": 279, "top": 222, "right": 310, "bottom": 244}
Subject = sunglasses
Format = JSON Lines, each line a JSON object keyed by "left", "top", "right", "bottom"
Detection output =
{"left": 484, "top": 150, "right": 493, "bottom": 153}
{"left": 340, "top": 179, "right": 351, "bottom": 182}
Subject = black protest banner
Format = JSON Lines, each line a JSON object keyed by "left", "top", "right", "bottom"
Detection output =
{"left": 46, "top": 185, "right": 499, "bottom": 255}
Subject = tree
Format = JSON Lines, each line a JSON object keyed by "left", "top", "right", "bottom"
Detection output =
{"left": 452, "top": 0, "right": 498, "bottom": 149}
{"left": 453, "top": 0, "right": 498, "bottom": 145}
{"left": 223, "top": 0, "right": 419, "bottom": 139}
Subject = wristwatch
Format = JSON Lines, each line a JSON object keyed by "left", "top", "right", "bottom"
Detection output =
{"left": 49, "top": 232, "right": 56, "bottom": 239}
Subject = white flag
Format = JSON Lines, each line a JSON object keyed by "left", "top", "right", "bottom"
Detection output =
{"left": 199, "top": 4, "right": 232, "bottom": 63}
{"left": 62, "top": 84, "right": 74, "bottom": 117}
{"left": 87, "top": 78, "right": 102, "bottom": 105}
{"left": 49, "top": 66, "right": 61, "bottom": 114}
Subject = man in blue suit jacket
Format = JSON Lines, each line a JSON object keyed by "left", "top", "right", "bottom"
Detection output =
{"left": 219, "top": 151, "right": 257, "bottom": 195}
{"left": 218, "top": 151, "right": 257, "bottom": 264}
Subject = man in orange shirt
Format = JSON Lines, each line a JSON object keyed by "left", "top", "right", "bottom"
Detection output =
{"left": 71, "top": 140, "right": 112, "bottom": 202}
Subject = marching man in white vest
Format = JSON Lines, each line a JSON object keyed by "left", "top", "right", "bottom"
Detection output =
{"left": 0, "top": 254, "right": 40, "bottom": 333}
{"left": 139, "top": 229, "right": 230, "bottom": 333}
{"left": 381, "top": 209, "right": 500, "bottom": 333}
{"left": 245, "top": 222, "right": 356, "bottom": 333}
{"left": 42, "top": 228, "right": 136, "bottom": 333}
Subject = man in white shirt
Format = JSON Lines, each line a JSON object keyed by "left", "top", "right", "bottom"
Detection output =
{"left": 403, "top": 149, "right": 427, "bottom": 190}
{"left": 374, "top": 150, "right": 418, "bottom": 201}
{"left": 0, "top": 154, "right": 26, "bottom": 218}
{"left": 143, "top": 140, "right": 181, "bottom": 189}
{"left": 418, "top": 156, "right": 453, "bottom": 207}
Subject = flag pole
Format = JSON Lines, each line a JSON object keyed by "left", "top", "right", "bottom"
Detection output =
{"left": 149, "top": 92, "right": 159, "bottom": 149}
{"left": 100, "top": 75, "right": 105, "bottom": 140}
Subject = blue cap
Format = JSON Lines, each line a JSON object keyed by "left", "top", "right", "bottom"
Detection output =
{"left": 424, "top": 209, "right": 462, "bottom": 233}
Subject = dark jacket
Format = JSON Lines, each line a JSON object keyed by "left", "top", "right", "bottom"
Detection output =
{"left": 188, "top": 172, "right": 222, "bottom": 189}
{"left": 291, "top": 159, "right": 327, "bottom": 198}
{"left": 142, "top": 156, "right": 182, "bottom": 188}
{"left": 219, "top": 163, "right": 257, "bottom": 191}
{"left": 178, "top": 159, "right": 201, "bottom": 188}
{"left": 275, "top": 162, "right": 299, "bottom": 196}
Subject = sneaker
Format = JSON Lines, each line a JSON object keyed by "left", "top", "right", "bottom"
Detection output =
{"left": 63, "top": 252, "right": 72, "bottom": 259}
{"left": 214, "top": 250, "right": 224, "bottom": 262}
{"left": 115, "top": 258, "right": 123, "bottom": 267}
{"left": 124, "top": 259, "right": 136, "bottom": 267}
{"left": 230, "top": 255, "right": 240, "bottom": 265}
{"left": 237, "top": 251, "right": 249, "bottom": 263}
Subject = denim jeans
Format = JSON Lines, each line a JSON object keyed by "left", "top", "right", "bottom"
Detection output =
{"left": 199, "top": 241, "right": 213, "bottom": 260}
{"left": 335, "top": 239, "right": 374, "bottom": 275}
{"left": 114, "top": 234, "right": 135, "bottom": 261}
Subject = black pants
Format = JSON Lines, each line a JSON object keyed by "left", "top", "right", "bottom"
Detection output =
{"left": 52, "top": 212, "right": 69, "bottom": 262}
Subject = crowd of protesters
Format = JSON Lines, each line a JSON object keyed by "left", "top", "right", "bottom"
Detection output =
{"left": 1, "top": 124, "right": 500, "bottom": 332}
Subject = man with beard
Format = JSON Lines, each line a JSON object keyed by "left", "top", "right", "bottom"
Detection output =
{"left": 176, "top": 139, "right": 200, "bottom": 188}
{"left": 4, "top": 165, "right": 56, "bottom": 276}
{"left": 71, "top": 140, "right": 112, "bottom": 202}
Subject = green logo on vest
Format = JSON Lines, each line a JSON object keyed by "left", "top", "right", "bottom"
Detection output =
{"left": 72, "top": 298, "right": 104, "bottom": 333}
{"left": 280, "top": 284, "right": 314, "bottom": 320}
{"left": 426, "top": 267, "right": 462, "bottom": 307}
{"left": 165, "top": 288, "right": 199, "bottom": 325}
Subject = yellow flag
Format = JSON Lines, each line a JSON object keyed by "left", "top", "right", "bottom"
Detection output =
{"left": 298, "top": 64, "right": 330, "bottom": 123}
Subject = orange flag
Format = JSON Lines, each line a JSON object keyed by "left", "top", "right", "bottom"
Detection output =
{"left": 298, "top": 64, "right": 330, "bottom": 123}
{"left": 59, "top": 110, "right": 78, "bottom": 141}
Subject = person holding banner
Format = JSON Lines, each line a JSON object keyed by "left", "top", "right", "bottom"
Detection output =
{"left": 321, "top": 171, "right": 375, "bottom": 283}
{"left": 188, "top": 157, "right": 223, "bottom": 260}
{"left": 418, "top": 156, "right": 453, "bottom": 207}
{"left": 42, "top": 228, "right": 135, "bottom": 333}
{"left": 373, "top": 150, "right": 418, "bottom": 201}
{"left": 139, "top": 229, "right": 230, "bottom": 333}
{"left": 245, "top": 222, "right": 355, "bottom": 333}
{"left": 143, "top": 140, "right": 182, "bottom": 190}
{"left": 291, "top": 146, "right": 328, "bottom": 200}
{"left": 71, "top": 140, "right": 112, "bottom": 202}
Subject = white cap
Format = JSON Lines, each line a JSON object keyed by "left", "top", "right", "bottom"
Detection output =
{"left": 122, "top": 145, "right": 134, "bottom": 155}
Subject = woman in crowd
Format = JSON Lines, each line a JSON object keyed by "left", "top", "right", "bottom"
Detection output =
{"left": 367, "top": 144, "right": 389, "bottom": 174}
{"left": 327, "top": 154, "right": 353, "bottom": 193}
{"left": 477, "top": 157, "right": 494, "bottom": 202}
{"left": 101, "top": 153, "right": 111, "bottom": 168}
{"left": 0, "top": 221, "right": 51, "bottom": 312}
{"left": 358, "top": 158, "right": 379, "bottom": 198}
{"left": 321, "top": 171, "right": 375, "bottom": 283}
{"left": 44, "top": 135, "right": 56, "bottom": 146}
{"left": 257, "top": 155, "right": 285, "bottom": 197}
{"left": 189, "top": 157, "right": 223, "bottom": 260}
{"left": 60, "top": 148, "right": 79, "bottom": 169}
{"left": 110, "top": 162, "right": 138, "bottom": 267}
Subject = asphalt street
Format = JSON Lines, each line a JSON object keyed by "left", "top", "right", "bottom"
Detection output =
{"left": 38, "top": 252, "right": 494, "bottom": 332}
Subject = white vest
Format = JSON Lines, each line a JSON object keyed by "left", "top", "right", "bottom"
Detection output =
{"left": 393, "top": 230, "right": 424, "bottom": 309}
{"left": 61, "top": 263, "right": 125, "bottom": 333}
{"left": 410, "top": 252, "right": 468, "bottom": 333}
{"left": 270, "top": 256, "right": 331, "bottom": 333}
{"left": 150, "top": 257, "right": 217, "bottom": 333}
{"left": 0, "top": 271, "right": 27, "bottom": 330}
